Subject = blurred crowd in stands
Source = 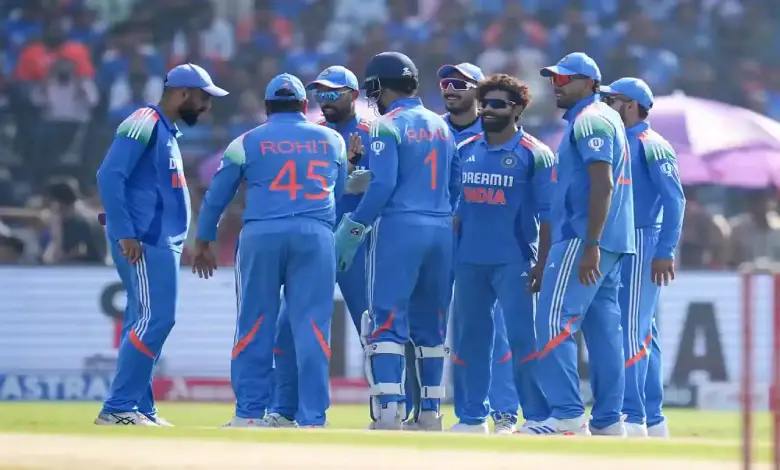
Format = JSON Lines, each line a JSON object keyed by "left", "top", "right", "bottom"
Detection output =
{"left": 0, "top": 0, "right": 779, "bottom": 268}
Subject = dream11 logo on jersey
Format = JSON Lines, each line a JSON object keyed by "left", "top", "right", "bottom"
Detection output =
{"left": 169, "top": 156, "right": 187, "bottom": 189}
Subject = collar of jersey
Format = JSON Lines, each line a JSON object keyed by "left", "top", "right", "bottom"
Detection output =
{"left": 148, "top": 104, "right": 181, "bottom": 137}
{"left": 386, "top": 97, "right": 423, "bottom": 113}
{"left": 562, "top": 94, "right": 600, "bottom": 122}
{"left": 479, "top": 127, "right": 525, "bottom": 152}
{"left": 446, "top": 114, "right": 482, "bottom": 136}
{"left": 267, "top": 111, "right": 307, "bottom": 123}
{"left": 626, "top": 119, "right": 650, "bottom": 135}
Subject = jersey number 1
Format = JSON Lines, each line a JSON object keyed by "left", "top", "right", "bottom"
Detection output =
{"left": 424, "top": 149, "right": 437, "bottom": 190}
{"left": 270, "top": 160, "right": 329, "bottom": 200}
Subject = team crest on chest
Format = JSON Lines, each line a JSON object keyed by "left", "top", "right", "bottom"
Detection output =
{"left": 501, "top": 153, "right": 517, "bottom": 169}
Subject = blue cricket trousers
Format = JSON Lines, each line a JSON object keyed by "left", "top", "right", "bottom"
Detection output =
{"left": 452, "top": 303, "right": 520, "bottom": 422}
{"left": 620, "top": 227, "right": 663, "bottom": 425}
{"left": 452, "top": 262, "right": 548, "bottom": 425}
{"left": 368, "top": 214, "right": 452, "bottom": 413}
{"left": 102, "top": 241, "right": 179, "bottom": 414}
{"left": 646, "top": 319, "right": 665, "bottom": 426}
{"left": 535, "top": 239, "right": 625, "bottom": 430}
{"left": 338, "top": 243, "right": 368, "bottom": 330}
{"left": 232, "top": 218, "right": 335, "bottom": 426}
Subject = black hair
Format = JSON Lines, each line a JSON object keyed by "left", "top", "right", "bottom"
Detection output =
{"left": 265, "top": 88, "right": 305, "bottom": 114}
{"left": 638, "top": 105, "right": 649, "bottom": 119}
{"left": 477, "top": 74, "right": 532, "bottom": 109}
{"left": 47, "top": 176, "right": 80, "bottom": 205}
{"left": 380, "top": 78, "right": 418, "bottom": 96}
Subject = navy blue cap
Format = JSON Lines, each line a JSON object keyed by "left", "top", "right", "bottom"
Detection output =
{"left": 306, "top": 66, "right": 359, "bottom": 91}
{"left": 165, "top": 63, "right": 228, "bottom": 97}
{"left": 364, "top": 51, "right": 418, "bottom": 83}
{"left": 264, "top": 73, "right": 306, "bottom": 101}
{"left": 601, "top": 77, "right": 654, "bottom": 110}
{"left": 540, "top": 52, "right": 602, "bottom": 82}
{"left": 437, "top": 62, "right": 485, "bottom": 82}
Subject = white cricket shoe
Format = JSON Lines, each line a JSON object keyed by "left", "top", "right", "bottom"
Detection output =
{"left": 222, "top": 416, "right": 266, "bottom": 428}
{"left": 519, "top": 420, "right": 544, "bottom": 431}
{"left": 516, "top": 414, "right": 591, "bottom": 436}
{"left": 624, "top": 422, "right": 649, "bottom": 437}
{"left": 589, "top": 418, "right": 627, "bottom": 437}
{"left": 402, "top": 411, "right": 443, "bottom": 431}
{"left": 262, "top": 413, "right": 298, "bottom": 428}
{"left": 94, "top": 411, "right": 158, "bottom": 426}
{"left": 647, "top": 420, "right": 670, "bottom": 438}
{"left": 144, "top": 414, "right": 174, "bottom": 427}
{"left": 450, "top": 422, "right": 490, "bottom": 434}
{"left": 493, "top": 413, "right": 517, "bottom": 435}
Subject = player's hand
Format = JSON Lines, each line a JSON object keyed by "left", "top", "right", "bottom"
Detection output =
{"left": 348, "top": 132, "right": 364, "bottom": 164}
{"left": 528, "top": 262, "right": 544, "bottom": 293}
{"left": 578, "top": 245, "right": 602, "bottom": 286}
{"left": 119, "top": 238, "right": 142, "bottom": 264}
{"left": 191, "top": 240, "right": 218, "bottom": 279}
{"left": 651, "top": 258, "right": 675, "bottom": 286}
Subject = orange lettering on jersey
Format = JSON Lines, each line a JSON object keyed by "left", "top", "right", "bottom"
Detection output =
{"left": 405, "top": 127, "right": 449, "bottom": 144}
{"left": 296, "top": 141, "right": 313, "bottom": 153}
{"left": 278, "top": 141, "right": 295, "bottom": 153}
{"left": 260, "top": 141, "right": 276, "bottom": 155}
{"left": 171, "top": 173, "right": 187, "bottom": 188}
{"left": 463, "top": 187, "right": 506, "bottom": 205}
{"left": 317, "top": 140, "right": 329, "bottom": 153}
{"left": 551, "top": 167, "right": 557, "bottom": 182}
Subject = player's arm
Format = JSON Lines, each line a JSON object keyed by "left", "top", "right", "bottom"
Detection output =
{"left": 334, "top": 134, "right": 348, "bottom": 202}
{"left": 574, "top": 113, "right": 616, "bottom": 243}
{"left": 351, "top": 118, "right": 401, "bottom": 226}
{"left": 449, "top": 137, "right": 462, "bottom": 215}
{"left": 95, "top": 111, "right": 158, "bottom": 240}
{"left": 196, "top": 136, "right": 246, "bottom": 242}
{"left": 530, "top": 147, "right": 555, "bottom": 265}
{"left": 644, "top": 141, "right": 686, "bottom": 260}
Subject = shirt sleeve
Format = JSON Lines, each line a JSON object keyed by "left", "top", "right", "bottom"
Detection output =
{"left": 572, "top": 112, "right": 616, "bottom": 165}
{"left": 333, "top": 133, "right": 347, "bottom": 203}
{"left": 529, "top": 146, "right": 556, "bottom": 223}
{"left": 95, "top": 109, "right": 159, "bottom": 240}
{"left": 449, "top": 137, "right": 462, "bottom": 215}
{"left": 351, "top": 118, "right": 401, "bottom": 226}
{"left": 196, "top": 136, "right": 247, "bottom": 242}
{"left": 643, "top": 140, "right": 686, "bottom": 259}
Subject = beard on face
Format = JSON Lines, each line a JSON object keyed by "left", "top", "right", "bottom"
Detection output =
{"left": 178, "top": 100, "right": 204, "bottom": 127}
{"left": 481, "top": 114, "right": 513, "bottom": 133}
{"left": 321, "top": 103, "right": 347, "bottom": 123}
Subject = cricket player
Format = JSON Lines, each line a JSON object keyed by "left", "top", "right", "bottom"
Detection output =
{"left": 95, "top": 63, "right": 228, "bottom": 426}
{"left": 438, "top": 63, "right": 521, "bottom": 434}
{"left": 451, "top": 74, "right": 552, "bottom": 434}
{"left": 334, "top": 51, "right": 460, "bottom": 430}
{"left": 602, "top": 78, "right": 684, "bottom": 438}
{"left": 192, "top": 73, "right": 346, "bottom": 428}
{"left": 266, "top": 65, "right": 370, "bottom": 428}
{"left": 521, "top": 52, "right": 635, "bottom": 436}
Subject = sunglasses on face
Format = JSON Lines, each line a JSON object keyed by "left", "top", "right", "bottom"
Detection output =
{"left": 440, "top": 78, "right": 477, "bottom": 91}
{"left": 314, "top": 90, "right": 351, "bottom": 103}
{"left": 548, "top": 73, "right": 589, "bottom": 87}
{"left": 479, "top": 98, "right": 515, "bottom": 110}
{"left": 602, "top": 94, "right": 631, "bottom": 106}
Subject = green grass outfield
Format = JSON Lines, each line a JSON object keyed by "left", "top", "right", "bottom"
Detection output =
{"left": 0, "top": 403, "right": 773, "bottom": 462}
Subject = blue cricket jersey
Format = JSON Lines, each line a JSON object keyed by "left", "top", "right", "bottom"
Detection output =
{"left": 442, "top": 113, "right": 482, "bottom": 146}
{"left": 553, "top": 95, "right": 635, "bottom": 254}
{"left": 352, "top": 97, "right": 460, "bottom": 225}
{"left": 316, "top": 115, "right": 372, "bottom": 221}
{"left": 96, "top": 105, "right": 191, "bottom": 252}
{"left": 628, "top": 120, "right": 685, "bottom": 259}
{"left": 457, "top": 129, "right": 555, "bottom": 265}
{"left": 196, "top": 112, "right": 347, "bottom": 241}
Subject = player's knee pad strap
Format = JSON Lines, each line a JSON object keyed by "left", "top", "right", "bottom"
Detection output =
{"left": 413, "top": 343, "right": 449, "bottom": 400}
{"left": 360, "top": 310, "right": 406, "bottom": 397}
